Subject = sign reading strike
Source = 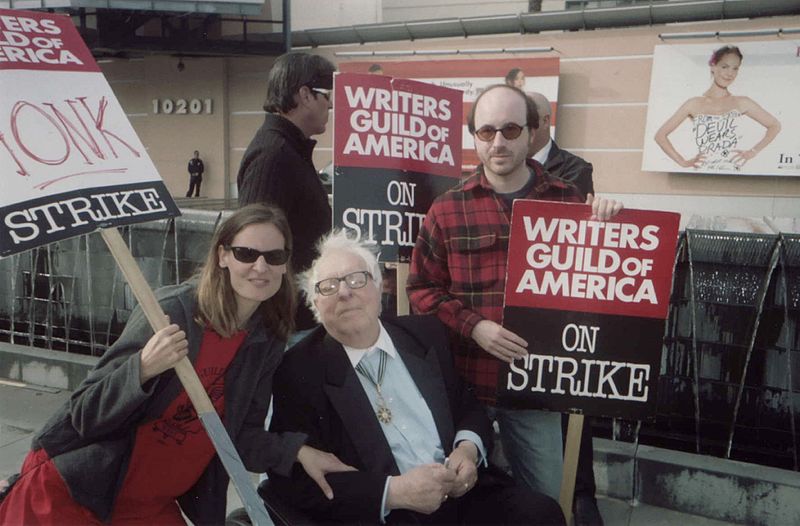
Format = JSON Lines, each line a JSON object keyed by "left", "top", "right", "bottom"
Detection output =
{"left": 0, "top": 10, "right": 179, "bottom": 257}
{"left": 498, "top": 201, "right": 680, "bottom": 419}
{"left": 333, "top": 72, "right": 461, "bottom": 261}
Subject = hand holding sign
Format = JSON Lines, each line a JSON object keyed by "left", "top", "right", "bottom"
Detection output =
{"left": 138, "top": 318, "right": 189, "bottom": 384}
{"left": 471, "top": 319, "right": 528, "bottom": 364}
{"left": 585, "top": 193, "right": 624, "bottom": 221}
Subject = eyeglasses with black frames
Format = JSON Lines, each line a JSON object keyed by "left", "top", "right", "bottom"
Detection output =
{"left": 315, "top": 270, "right": 373, "bottom": 296}
{"left": 225, "top": 246, "right": 290, "bottom": 265}
{"left": 474, "top": 123, "right": 526, "bottom": 142}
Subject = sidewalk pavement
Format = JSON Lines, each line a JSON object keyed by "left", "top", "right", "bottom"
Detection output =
{"left": 0, "top": 380, "right": 737, "bottom": 525}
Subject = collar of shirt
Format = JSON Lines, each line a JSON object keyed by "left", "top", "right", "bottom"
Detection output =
{"left": 463, "top": 159, "right": 552, "bottom": 196}
{"left": 343, "top": 321, "right": 397, "bottom": 368}
{"left": 532, "top": 138, "right": 553, "bottom": 165}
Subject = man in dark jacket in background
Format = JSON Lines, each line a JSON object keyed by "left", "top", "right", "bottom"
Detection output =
{"left": 527, "top": 92, "right": 594, "bottom": 198}
{"left": 237, "top": 52, "right": 336, "bottom": 343}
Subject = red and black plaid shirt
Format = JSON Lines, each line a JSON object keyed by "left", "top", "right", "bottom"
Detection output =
{"left": 407, "top": 160, "right": 582, "bottom": 403}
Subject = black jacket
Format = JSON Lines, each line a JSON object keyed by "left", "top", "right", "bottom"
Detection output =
{"left": 188, "top": 158, "right": 204, "bottom": 177}
{"left": 237, "top": 114, "right": 332, "bottom": 330}
{"left": 543, "top": 141, "right": 594, "bottom": 199}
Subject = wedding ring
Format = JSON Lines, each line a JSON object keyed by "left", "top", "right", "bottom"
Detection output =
{"left": 464, "top": 482, "right": 469, "bottom": 489}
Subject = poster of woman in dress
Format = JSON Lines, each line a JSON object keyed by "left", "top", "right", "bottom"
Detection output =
{"left": 642, "top": 41, "right": 799, "bottom": 177}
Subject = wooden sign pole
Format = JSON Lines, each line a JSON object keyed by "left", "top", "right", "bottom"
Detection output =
{"left": 559, "top": 413, "right": 583, "bottom": 525}
{"left": 395, "top": 262, "right": 410, "bottom": 315}
{"left": 100, "top": 228, "right": 271, "bottom": 525}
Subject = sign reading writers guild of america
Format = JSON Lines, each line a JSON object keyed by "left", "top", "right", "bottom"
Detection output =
{"left": 497, "top": 200, "right": 680, "bottom": 420}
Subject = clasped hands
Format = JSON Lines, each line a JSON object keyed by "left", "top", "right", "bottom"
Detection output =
{"left": 386, "top": 441, "right": 479, "bottom": 515}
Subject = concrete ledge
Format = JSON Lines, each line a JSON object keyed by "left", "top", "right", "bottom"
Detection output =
{"left": 593, "top": 437, "right": 636, "bottom": 501}
{"left": 594, "top": 438, "right": 800, "bottom": 526}
{"left": 0, "top": 343, "right": 98, "bottom": 391}
{"left": 635, "top": 444, "right": 800, "bottom": 526}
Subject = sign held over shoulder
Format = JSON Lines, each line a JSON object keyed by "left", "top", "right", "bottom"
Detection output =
{"left": 0, "top": 9, "right": 179, "bottom": 257}
{"left": 498, "top": 200, "right": 680, "bottom": 420}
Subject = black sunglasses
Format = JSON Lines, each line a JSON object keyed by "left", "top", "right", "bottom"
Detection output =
{"left": 474, "top": 123, "right": 526, "bottom": 142}
{"left": 225, "top": 246, "right": 290, "bottom": 265}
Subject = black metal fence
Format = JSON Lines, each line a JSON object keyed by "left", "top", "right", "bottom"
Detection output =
{"left": 0, "top": 216, "right": 798, "bottom": 471}
{"left": 642, "top": 231, "right": 799, "bottom": 470}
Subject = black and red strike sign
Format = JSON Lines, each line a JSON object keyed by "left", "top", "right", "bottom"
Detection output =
{"left": 498, "top": 200, "right": 680, "bottom": 420}
{"left": 332, "top": 72, "right": 462, "bottom": 262}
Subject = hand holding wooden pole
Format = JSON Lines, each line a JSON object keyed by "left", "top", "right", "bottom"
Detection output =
{"left": 100, "top": 228, "right": 270, "bottom": 525}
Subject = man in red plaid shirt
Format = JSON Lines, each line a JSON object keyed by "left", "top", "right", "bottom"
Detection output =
{"left": 408, "top": 84, "right": 622, "bottom": 520}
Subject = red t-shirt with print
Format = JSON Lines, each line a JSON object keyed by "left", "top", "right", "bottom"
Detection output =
{"left": 112, "top": 328, "right": 246, "bottom": 523}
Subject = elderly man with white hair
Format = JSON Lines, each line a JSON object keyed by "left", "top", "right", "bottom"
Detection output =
{"left": 266, "top": 230, "right": 564, "bottom": 525}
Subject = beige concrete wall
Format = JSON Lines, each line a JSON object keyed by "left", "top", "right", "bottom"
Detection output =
{"left": 101, "top": 56, "right": 228, "bottom": 200}
{"left": 100, "top": 14, "right": 800, "bottom": 222}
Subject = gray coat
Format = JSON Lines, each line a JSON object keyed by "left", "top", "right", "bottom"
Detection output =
{"left": 32, "top": 281, "right": 306, "bottom": 524}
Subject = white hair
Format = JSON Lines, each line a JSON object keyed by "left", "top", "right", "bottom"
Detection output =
{"left": 299, "top": 229, "right": 383, "bottom": 322}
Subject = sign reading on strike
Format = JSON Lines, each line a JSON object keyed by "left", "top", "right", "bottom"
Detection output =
{"left": 333, "top": 72, "right": 462, "bottom": 262}
{"left": 497, "top": 200, "right": 680, "bottom": 420}
{"left": 0, "top": 9, "right": 179, "bottom": 257}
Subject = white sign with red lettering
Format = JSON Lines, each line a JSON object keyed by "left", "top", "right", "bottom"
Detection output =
{"left": 0, "top": 9, "right": 179, "bottom": 257}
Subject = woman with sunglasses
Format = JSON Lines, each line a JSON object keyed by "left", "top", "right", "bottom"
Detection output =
{"left": 654, "top": 45, "right": 781, "bottom": 172}
{"left": 0, "top": 204, "right": 353, "bottom": 525}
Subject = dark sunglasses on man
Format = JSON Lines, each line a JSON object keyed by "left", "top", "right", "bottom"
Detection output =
{"left": 225, "top": 246, "right": 290, "bottom": 265}
{"left": 474, "top": 123, "right": 526, "bottom": 142}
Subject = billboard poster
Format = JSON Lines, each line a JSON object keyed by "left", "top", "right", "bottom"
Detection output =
{"left": 642, "top": 41, "right": 799, "bottom": 176}
{"left": 332, "top": 72, "right": 462, "bottom": 262}
{"left": 0, "top": 9, "right": 180, "bottom": 257}
{"left": 497, "top": 200, "right": 680, "bottom": 420}
{"left": 340, "top": 57, "right": 560, "bottom": 171}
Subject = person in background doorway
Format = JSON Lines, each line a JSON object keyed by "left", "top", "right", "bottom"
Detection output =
{"left": 186, "top": 150, "right": 204, "bottom": 197}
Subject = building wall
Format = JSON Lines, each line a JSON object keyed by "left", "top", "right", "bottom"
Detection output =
{"left": 99, "top": 14, "right": 800, "bottom": 222}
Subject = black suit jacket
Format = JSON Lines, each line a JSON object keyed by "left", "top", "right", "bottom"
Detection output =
{"left": 544, "top": 141, "right": 594, "bottom": 198}
{"left": 269, "top": 315, "right": 492, "bottom": 524}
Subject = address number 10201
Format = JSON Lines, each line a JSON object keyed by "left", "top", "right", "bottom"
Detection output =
{"left": 152, "top": 98, "right": 213, "bottom": 115}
